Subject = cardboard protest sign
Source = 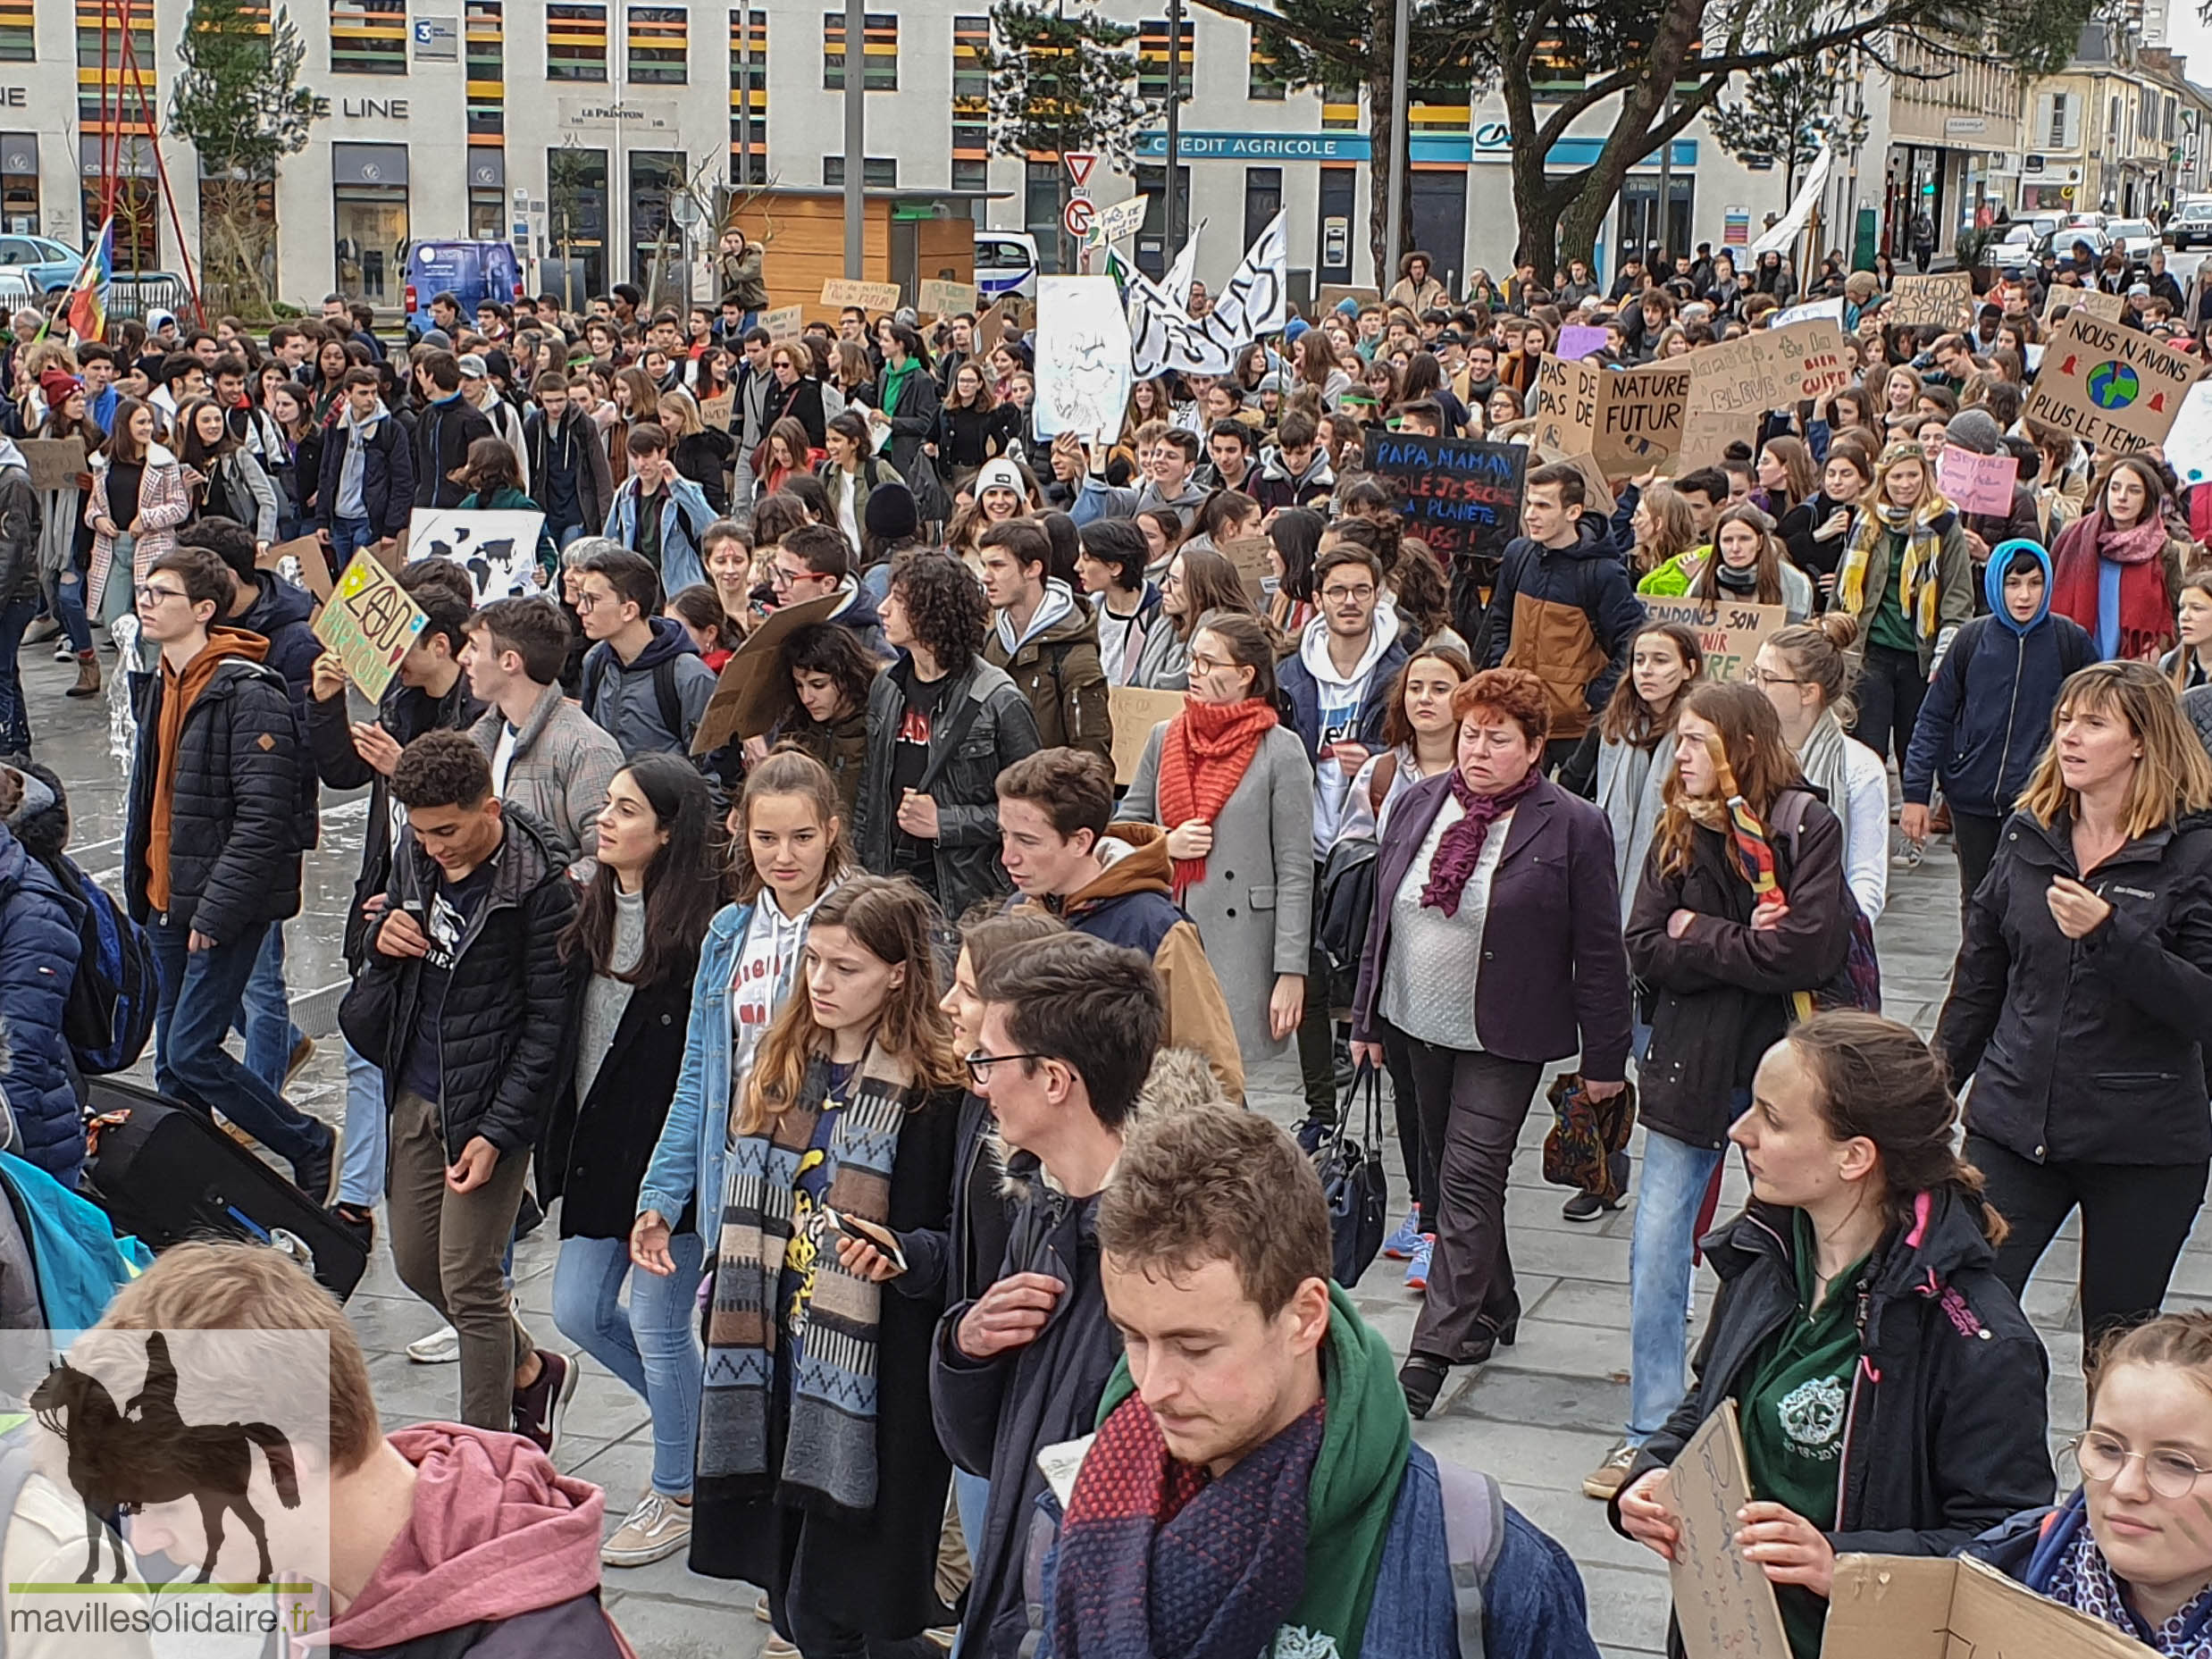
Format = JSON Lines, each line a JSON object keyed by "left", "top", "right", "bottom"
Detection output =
{"left": 258, "top": 533, "right": 337, "bottom": 601}
{"left": 1886, "top": 272, "right": 1973, "bottom": 329}
{"left": 406, "top": 507, "right": 545, "bottom": 604}
{"left": 2054, "top": 285, "right": 2125, "bottom": 323}
{"left": 1936, "top": 445, "right": 2021, "bottom": 515}
{"left": 1317, "top": 284, "right": 1382, "bottom": 312}
{"left": 690, "top": 591, "right": 843, "bottom": 755}
{"left": 974, "top": 295, "right": 1030, "bottom": 348}
{"left": 820, "top": 278, "right": 902, "bottom": 313}
{"left": 763, "top": 304, "right": 803, "bottom": 341}
{"left": 1660, "top": 1401, "right": 1789, "bottom": 1659}
{"left": 1531, "top": 356, "right": 1688, "bottom": 473}
{"left": 1083, "top": 194, "right": 1149, "bottom": 249}
{"left": 20, "top": 438, "right": 85, "bottom": 493}
{"left": 1109, "top": 685, "right": 1186, "bottom": 786}
{"left": 1640, "top": 595, "right": 1787, "bottom": 683}
{"left": 1824, "top": 1554, "right": 2153, "bottom": 1659}
{"left": 698, "top": 390, "right": 734, "bottom": 430}
{"left": 312, "top": 550, "right": 429, "bottom": 701}
{"left": 1673, "top": 411, "right": 1741, "bottom": 471}
{"left": 2024, "top": 309, "right": 2205, "bottom": 456}
{"left": 1360, "top": 431, "right": 1527, "bottom": 579}
{"left": 1217, "top": 534, "right": 1274, "bottom": 606}
{"left": 1033, "top": 275, "right": 1134, "bottom": 440}
{"left": 1685, "top": 321, "right": 1853, "bottom": 419}
{"left": 1554, "top": 324, "right": 1608, "bottom": 360}
{"left": 917, "top": 279, "right": 976, "bottom": 318}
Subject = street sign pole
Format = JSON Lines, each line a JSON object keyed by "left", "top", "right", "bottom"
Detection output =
{"left": 843, "top": 0, "right": 865, "bottom": 279}
{"left": 1165, "top": 0, "right": 1183, "bottom": 247}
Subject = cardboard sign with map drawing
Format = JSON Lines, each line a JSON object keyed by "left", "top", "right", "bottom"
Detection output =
{"left": 689, "top": 591, "right": 843, "bottom": 755}
{"left": 312, "top": 550, "right": 429, "bottom": 701}
{"left": 1110, "top": 686, "right": 1186, "bottom": 786}
{"left": 406, "top": 508, "right": 546, "bottom": 604}
{"left": 2024, "top": 309, "right": 2205, "bottom": 456}
{"left": 1885, "top": 272, "right": 1974, "bottom": 329}
{"left": 1660, "top": 1402, "right": 1789, "bottom": 1659}
{"left": 1531, "top": 356, "right": 1688, "bottom": 473}
{"left": 1640, "top": 596, "right": 1787, "bottom": 683}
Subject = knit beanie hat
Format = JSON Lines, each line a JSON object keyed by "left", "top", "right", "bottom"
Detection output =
{"left": 38, "top": 369, "right": 81, "bottom": 414}
{"left": 1945, "top": 407, "right": 2005, "bottom": 456}
{"left": 863, "top": 480, "right": 919, "bottom": 542}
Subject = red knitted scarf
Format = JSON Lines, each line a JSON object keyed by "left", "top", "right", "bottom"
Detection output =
{"left": 1156, "top": 696, "right": 1278, "bottom": 899}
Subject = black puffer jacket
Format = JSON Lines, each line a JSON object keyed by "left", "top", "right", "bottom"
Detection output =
{"left": 1624, "top": 788, "right": 1852, "bottom": 1149}
{"left": 306, "top": 673, "right": 486, "bottom": 970}
{"left": 122, "top": 641, "right": 311, "bottom": 943}
{"left": 0, "top": 443, "right": 35, "bottom": 604}
{"left": 339, "top": 806, "right": 584, "bottom": 1156}
{"left": 852, "top": 654, "right": 1042, "bottom": 921}
{"left": 1937, "top": 805, "right": 2212, "bottom": 1166}
{"left": 1609, "top": 1192, "right": 2055, "bottom": 1632}
{"left": 540, "top": 961, "right": 694, "bottom": 1240}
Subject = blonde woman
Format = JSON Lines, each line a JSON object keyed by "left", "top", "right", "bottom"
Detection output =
{"left": 1833, "top": 440, "right": 1972, "bottom": 763}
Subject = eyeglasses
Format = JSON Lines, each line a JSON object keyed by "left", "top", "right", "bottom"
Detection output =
{"left": 1320, "top": 584, "right": 1377, "bottom": 604}
{"left": 769, "top": 565, "right": 809, "bottom": 589}
{"left": 573, "top": 591, "right": 620, "bottom": 612}
{"left": 1745, "top": 667, "right": 1803, "bottom": 688}
{"left": 966, "top": 1049, "right": 1047, "bottom": 1085}
{"left": 135, "top": 582, "right": 188, "bottom": 604}
{"left": 1186, "top": 651, "right": 1229, "bottom": 674}
{"left": 2074, "top": 1430, "right": 2212, "bottom": 1498}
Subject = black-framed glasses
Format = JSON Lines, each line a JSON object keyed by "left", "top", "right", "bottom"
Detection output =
{"left": 2074, "top": 1429, "right": 2212, "bottom": 1498}
{"left": 966, "top": 1049, "right": 1047, "bottom": 1085}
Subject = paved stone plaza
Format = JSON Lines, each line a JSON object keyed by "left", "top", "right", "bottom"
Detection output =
{"left": 20, "top": 643, "right": 2131, "bottom": 1657}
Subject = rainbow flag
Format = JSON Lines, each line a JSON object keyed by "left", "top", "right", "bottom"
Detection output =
{"left": 61, "top": 218, "right": 113, "bottom": 345}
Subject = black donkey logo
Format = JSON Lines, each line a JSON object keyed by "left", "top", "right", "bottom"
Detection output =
{"left": 27, "top": 1332, "right": 301, "bottom": 1584}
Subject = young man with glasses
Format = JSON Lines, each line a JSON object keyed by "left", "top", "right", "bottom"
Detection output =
{"left": 570, "top": 542, "right": 717, "bottom": 760}
{"left": 930, "top": 932, "right": 1169, "bottom": 1659}
{"left": 766, "top": 523, "right": 886, "bottom": 656}
{"left": 122, "top": 544, "right": 337, "bottom": 1199}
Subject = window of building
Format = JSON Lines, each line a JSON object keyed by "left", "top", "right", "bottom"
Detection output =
{"left": 2044, "top": 91, "right": 2073, "bottom": 149}
{"left": 628, "top": 4, "right": 685, "bottom": 83}
{"left": 465, "top": 0, "right": 503, "bottom": 136}
{"left": 822, "top": 156, "right": 898, "bottom": 189}
{"left": 546, "top": 3, "right": 607, "bottom": 81}
{"left": 1132, "top": 162, "right": 1190, "bottom": 278}
{"left": 199, "top": 162, "right": 278, "bottom": 305}
{"left": 1410, "top": 61, "right": 1471, "bottom": 131}
{"left": 1136, "top": 18, "right": 1192, "bottom": 102}
{"left": 331, "top": 141, "right": 407, "bottom": 305}
{"left": 1321, "top": 77, "right": 1358, "bottom": 130}
{"left": 823, "top": 12, "right": 895, "bottom": 90}
{"left": 1243, "top": 165, "right": 1281, "bottom": 251}
{"left": 1247, "top": 26, "right": 1286, "bottom": 98}
{"left": 727, "top": 8, "right": 767, "bottom": 184}
{"left": 1026, "top": 160, "right": 1063, "bottom": 273}
{"left": 953, "top": 14, "right": 989, "bottom": 192}
{"left": 0, "top": 0, "right": 34, "bottom": 63}
{"left": 78, "top": 0, "right": 155, "bottom": 132}
{"left": 0, "top": 135, "right": 35, "bottom": 236}
{"left": 330, "top": 0, "right": 406, "bottom": 74}
{"left": 467, "top": 148, "right": 505, "bottom": 240}
{"left": 548, "top": 145, "right": 607, "bottom": 301}
{"left": 629, "top": 149, "right": 685, "bottom": 291}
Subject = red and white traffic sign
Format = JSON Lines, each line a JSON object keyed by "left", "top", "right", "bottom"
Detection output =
{"left": 1062, "top": 197, "right": 1097, "bottom": 238}
{"left": 1064, "top": 152, "right": 1098, "bottom": 189}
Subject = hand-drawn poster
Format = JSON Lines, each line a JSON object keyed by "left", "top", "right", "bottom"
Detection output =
{"left": 2024, "top": 309, "right": 2205, "bottom": 456}
{"left": 1935, "top": 445, "right": 2021, "bottom": 515}
{"left": 312, "top": 550, "right": 429, "bottom": 701}
{"left": 1033, "top": 276, "right": 1136, "bottom": 440}
{"left": 406, "top": 508, "right": 547, "bottom": 604}
{"left": 1663, "top": 1401, "right": 1789, "bottom": 1659}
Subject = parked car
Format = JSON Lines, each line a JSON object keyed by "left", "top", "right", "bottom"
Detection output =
{"left": 2107, "top": 218, "right": 2162, "bottom": 272}
{"left": 0, "top": 235, "right": 88, "bottom": 296}
{"left": 1980, "top": 222, "right": 2047, "bottom": 281}
{"left": 975, "top": 231, "right": 1038, "bottom": 304}
{"left": 2169, "top": 198, "right": 2212, "bottom": 248}
{"left": 403, "top": 239, "right": 525, "bottom": 335}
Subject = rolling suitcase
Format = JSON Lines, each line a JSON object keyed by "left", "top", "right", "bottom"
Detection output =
{"left": 82, "top": 1077, "right": 368, "bottom": 1302}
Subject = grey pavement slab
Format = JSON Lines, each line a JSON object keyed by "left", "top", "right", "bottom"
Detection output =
{"left": 20, "top": 652, "right": 2186, "bottom": 1655}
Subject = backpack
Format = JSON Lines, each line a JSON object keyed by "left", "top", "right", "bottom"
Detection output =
{"left": 46, "top": 856, "right": 158, "bottom": 1076}
{"left": 1769, "top": 791, "right": 1881, "bottom": 1013}
{"left": 581, "top": 649, "right": 687, "bottom": 756}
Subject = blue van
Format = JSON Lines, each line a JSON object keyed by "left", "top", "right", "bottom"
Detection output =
{"left": 403, "top": 239, "right": 525, "bottom": 333}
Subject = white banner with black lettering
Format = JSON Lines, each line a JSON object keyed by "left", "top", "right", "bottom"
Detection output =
{"left": 1127, "top": 212, "right": 1289, "bottom": 378}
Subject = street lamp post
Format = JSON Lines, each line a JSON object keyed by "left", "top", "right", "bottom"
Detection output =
{"left": 1382, "top": 0, "right": 1407, "bottom": 284}
{"left": 844, "top": 0, "right": 865, "bottom": 277}
{"left": 1164, "top": 0, "right": 1183, "bottom": 250}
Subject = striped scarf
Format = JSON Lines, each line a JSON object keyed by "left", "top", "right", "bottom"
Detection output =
{"left": 1701, "top": 736, "right": 1815, "bottom": 1024}
{"left": 1836, "top": 498, "right": 1948, "bottom": 641}
{"left": 699, "top": 1043, "right": 916, "bottom": 1512}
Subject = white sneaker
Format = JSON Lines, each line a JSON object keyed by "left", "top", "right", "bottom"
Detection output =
{"left": 406, "top": 1323, "right": 460, "bottom": 1364}
{"left": 762, "top": 1638, "right": 800, "bottom": 1659}
{"left": 600, "top": 1490, "right": 691, "bottom": 1566}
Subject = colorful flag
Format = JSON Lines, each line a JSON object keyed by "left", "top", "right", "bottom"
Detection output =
{"left": 62, "top": 219, "right": 113, "bottom": 345}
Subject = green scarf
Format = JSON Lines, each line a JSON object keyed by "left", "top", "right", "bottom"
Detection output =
{"left": 1095, "top": 1283, "right": 1410, "bottom": 1659}
{"left": 881, "top": 357, "right": 917, "bottom": 422}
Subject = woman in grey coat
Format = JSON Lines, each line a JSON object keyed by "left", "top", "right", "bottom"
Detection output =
{"left": 1593, "top": 619, "right": 1705, "bottom": 926}
{"left": 1118, "top": 608, "right": 1313, "bottom": 1102}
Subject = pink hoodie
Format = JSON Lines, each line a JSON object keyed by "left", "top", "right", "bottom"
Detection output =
{"left": 321, "top": 1424, "right": 616, "bottom": 1654}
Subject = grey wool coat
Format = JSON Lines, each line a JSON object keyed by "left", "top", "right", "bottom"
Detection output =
{"left": 1116, "top": 719, "right": 1314, "bottom": 1101}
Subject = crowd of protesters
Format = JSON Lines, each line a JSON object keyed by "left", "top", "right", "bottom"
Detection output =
{"left": 3, "top": 229, "right": 2212, "bottom": 1658}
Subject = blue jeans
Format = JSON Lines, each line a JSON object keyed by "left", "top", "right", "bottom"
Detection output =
{"left": 550, "top": 1231, "right": 705, "bottom": 1496}
{"left": 150, "top": 914, "right": 328, "bottom": 1168}
{"left": 51, "top": 566, "right": 91, "bottom": 654}
{"left": 954, "top": 1468, "right": 991, "bottom": 1560}
{"left": 330, "top": 515, "right": 375, "bottom": 565}
{"left": 1625, "top": 1093, "right": 1749, "bottom": 1443}
{"left": 236, "top": 924, "right": 303, "bottom": 1096}
{"left": 338, "top": 1035, "right": 388, "bottom": 1208}
{"left": 554, "top": 522, "right": 588, "bottom": 550}
{"left": 0, "top": 594, "right": 34, "bottom": 754}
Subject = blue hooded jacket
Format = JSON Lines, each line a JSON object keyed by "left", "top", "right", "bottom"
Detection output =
{"left": 0, "top": 824, "right": 84, "bottom": 1187}
{"left": 1902, "top": 538, "right": 2094, "bottom": 818}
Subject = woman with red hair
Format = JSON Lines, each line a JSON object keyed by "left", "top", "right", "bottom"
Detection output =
{"left": 1348, "top": 666, "right": 1635, "bottom": 1418}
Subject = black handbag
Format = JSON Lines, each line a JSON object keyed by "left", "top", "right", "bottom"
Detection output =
{"left": 1315, "top": 1061, "right": 1389, "bottom": 1288}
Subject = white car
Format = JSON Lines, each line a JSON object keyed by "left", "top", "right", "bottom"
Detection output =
{"left": 975, "top": 231, "right": 1038, "bottom": 304}
{"left": 2171, "top": 199, "right": 2212, "bottom": 249}
{"left": 2107, "top": 218, "right": 2162, "bottom": 270}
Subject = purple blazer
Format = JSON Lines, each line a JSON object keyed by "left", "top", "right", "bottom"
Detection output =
{"left": 1350, "top": 771, "right": 1633, "bottom": 1078}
